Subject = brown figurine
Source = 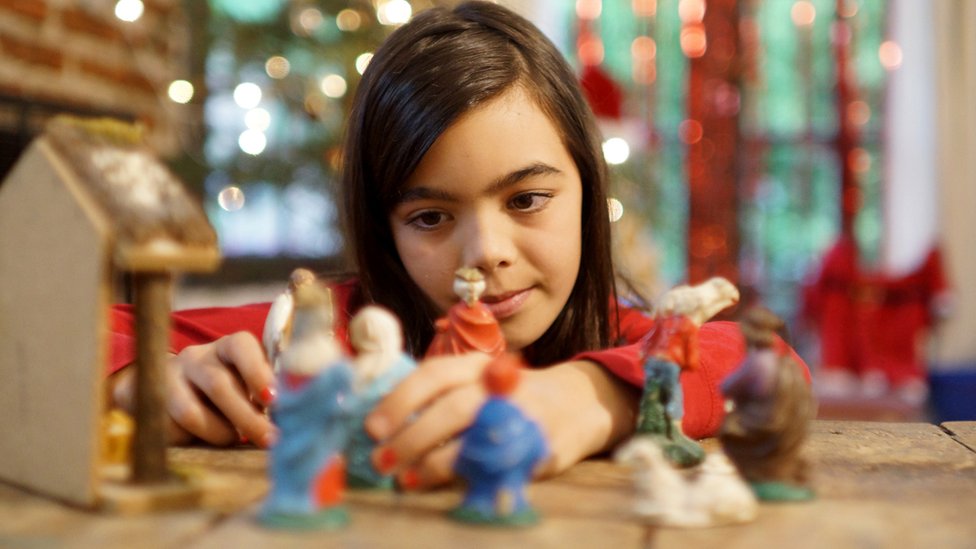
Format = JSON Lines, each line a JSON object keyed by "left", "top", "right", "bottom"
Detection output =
{"left": 719, "top": 307, "right": 816, "bottom": 501}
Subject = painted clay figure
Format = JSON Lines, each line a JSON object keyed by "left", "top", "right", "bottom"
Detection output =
{"left": 615, "top": 439, "right": 757, "bottom": 528}
{"left": 262, "top": 268, "right": 319, "bottom": 375}
{"left": 101, "top": 408, "right": 135, "bottom": 466}
{"left": 450, "top": 353, "right": 548, "bottom": 526}
{"left": 425, "top": 267, "right": 505, "bottom": 358}
{"left": 720, "top": 307, "right": 816, "bottom": 502}
{"left": 259, "top": 284, "right": 354, "bottom": 529}
{"left": 637, "top": 277, "right": 739, "bottom": 467}
{"left": 344, "top": 305, "right": 416, "bottom": 489}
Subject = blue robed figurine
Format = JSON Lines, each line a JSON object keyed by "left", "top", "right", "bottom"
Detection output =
{"left": 259, "top": 285, "right": 354, "bottom": 530}
{"left": 450, "top": 353, "right": 549, "bottom": 526}
{"left": 344, "top": 305, "right": 416, "bottom": 489}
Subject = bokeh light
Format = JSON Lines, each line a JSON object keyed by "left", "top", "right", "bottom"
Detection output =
{"left": 848, "top": 147, "right": 872, "bottom": 173}
{"left": 337, "top": 9, "right": 362, "bottom": 31}
{"left": 879, "top": 41, "right": 903, "bottom": 70}
{"left": 233, "top": 82, "right": 262, "bottom": 109}
{"left": 678, "top": 0, "right": 705, "bottom": 23}
{"left": 115, "top": 0, "right": 144, "bottom": 22}
{"left": 320, "top": 74, "right": 348, "bottom": 98}
{"left": 355, "top": 53, "right": 373, "bottom": 75}
{"left": 679, "top": 119, "right": 704, "bottom": 144}
{"left": 633, "top": 0, "right": 657, "bottom": 18}
{"left": 245, "top": 108, "right": 271, "bottom": 131}
{"left": 603, "top": 137, "right": 631, "bottom": 165}
{"left": 377, "top": 0, "right": 412, "bottom": 26}
{"left": 578, "top": 35, "right": 605, "bottom": 66}
{"left": 791, "top": 1, "right": 816, "bottom": 27}
{"left": 218, "top": 186, "right": 245, "bottom": 211}
{"left": 265, "top": 56, "right": 290, "bottom": 79}
{"left": 632, "top": 36, "right": 657, "bottom": 61}
{"left": 680, "top": 25, "right": 707, "bottom": 58}
{"left": 847, "top": 100, "right": 871, "bottom": 126}
{"left": 837, "top": 0, "right": 859, "bottom": 18}
{"left": 298, "top": 7, "right": 323, "bottom": 33}
{"left": 167, "top": 80, "right": 194, "bottom": 104}
{"left": 576, "top": 0, "right": 602, "bottom": 20}
{"left": 607, "top": 197, "right": 624, "bottom": 222}
{"left": 238, "top": 129, "right": 267, "bottom": 155}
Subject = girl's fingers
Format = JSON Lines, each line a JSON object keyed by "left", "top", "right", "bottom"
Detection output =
{"left": 165, "top": 367, "right": 238, "bottom": 445}
{"left": 164, "top": 417, "right": 195, "bottom": 446}
{"left": 181, "top": 354, "right": 276, "bottom": 448}
{"left": 399, "top": 439, "right": 461, "bottom": 490}
{"left": 214, "top": 332, "right": 277, "bottom": 405}
{"left": 366, "top": 353, "right": 492, "bottom": 440}
{"left": 374, "top": 382, "right": 486, "bottom": 469}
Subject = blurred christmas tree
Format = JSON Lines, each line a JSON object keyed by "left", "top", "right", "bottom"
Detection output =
{"left": 174, "top": 0, "right": 427, "bottom": 260}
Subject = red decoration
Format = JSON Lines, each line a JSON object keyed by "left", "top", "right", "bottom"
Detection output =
{"left": 580, "top": 63, "right": 623, "bottom": 120}
{"left": 685, "top": 0, "right": 740, "bottom": 286}
{"left": 802, "top": 237, "right": 951, "bottom": 388}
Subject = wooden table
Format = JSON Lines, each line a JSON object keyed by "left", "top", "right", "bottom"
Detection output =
{"left": 2, "top": 420, "right": 974, "bottom": 548}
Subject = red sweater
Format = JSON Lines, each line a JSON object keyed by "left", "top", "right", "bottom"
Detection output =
{"left": 108, "top": 279, "right": 808, "bottom": 439}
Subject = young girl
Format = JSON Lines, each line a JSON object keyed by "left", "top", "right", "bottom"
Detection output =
{"left": 108, "top": 1, "right": 806, "bottom": 489}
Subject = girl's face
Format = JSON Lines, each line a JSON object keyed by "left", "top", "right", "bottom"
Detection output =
{"left": 389, "top": 87, "right": 583, "bottom": 351}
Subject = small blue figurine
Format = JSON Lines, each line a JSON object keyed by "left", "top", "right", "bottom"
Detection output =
{"left": 450, "top": 353, "right": 548, "bottom": 526}
{"left": 259, "top": 285, "right": 354, "bottom": 530}
{"left": 344, "top": 305, "right": 416, "bottom": 489}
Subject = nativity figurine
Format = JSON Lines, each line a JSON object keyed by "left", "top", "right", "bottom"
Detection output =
{"left": 637, "top": 277, "right": 739, "bottom": 467}
{"left": 262, "top": 267, "right": 319, "bottom": 375}
{"left": 450, "top": 353, "right": 548, "bottom": 526}
{"left": 258, "top": 284, "right": 354, "bottom": 529}
{"left": 344, "top": 305, "right": 416, "bottom": 489}
{"left": 615, "top": 439, "right": 758, "bottom": 528}
{"left": 425, "top": 267, "right": 506, "bottom": 358}
{"left": 719, "top": 306, "right": 816, "bottom": 502}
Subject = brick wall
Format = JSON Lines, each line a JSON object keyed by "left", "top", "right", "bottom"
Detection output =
{"left": 0, "top": 0, "right": 190, "bottom": 157}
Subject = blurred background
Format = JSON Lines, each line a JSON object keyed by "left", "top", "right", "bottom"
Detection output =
{"left": 0, "top": 0, "right": 972, "bottom": 422}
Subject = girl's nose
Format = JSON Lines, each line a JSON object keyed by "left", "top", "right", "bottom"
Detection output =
{"left": 459, "top": 212, "right": 515, "bottom": 274}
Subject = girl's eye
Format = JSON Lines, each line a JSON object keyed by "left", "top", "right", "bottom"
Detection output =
{"left": 508, "top": 192, "right": 552, "bottom": 212}
{"left": 407, "top": 210, "right": 448, "bottom": 230}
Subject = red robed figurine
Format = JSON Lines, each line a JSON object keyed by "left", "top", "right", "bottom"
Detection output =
{"left": 425, "top": 267, "right": 506, "bottom": 359}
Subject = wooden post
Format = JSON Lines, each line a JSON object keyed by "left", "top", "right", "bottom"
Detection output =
{"left": 132, "top": 272, "right": 172, "bottom": 483}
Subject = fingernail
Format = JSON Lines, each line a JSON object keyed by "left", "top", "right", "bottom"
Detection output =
{"left": 239, "top": 434, "right": 249, "bottom": 445}
{"left": 398, "top": 469, "right": 420, "bottom": 491}
{"left": 365, "top": 414, "right": 389, "bottom": 440}
{"left": 375, "top": 447, "right": 397, "bottom": 474}
{"left": 259, "top": 386, "right": 277, "bottom": 406}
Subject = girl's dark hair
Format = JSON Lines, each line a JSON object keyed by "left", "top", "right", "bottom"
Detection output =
{"left": 341, "top": 1, "right": 618, "bottom": 364}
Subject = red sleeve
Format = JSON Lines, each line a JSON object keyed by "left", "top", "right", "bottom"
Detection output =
{"left": 572, "top": 305, "right": 810, "bottom": 439}
{"left": 107, "top": 303, "right": 271, "bottom": 376}
{"left": 106, "top": 278, "right": 361, "bottom": 377}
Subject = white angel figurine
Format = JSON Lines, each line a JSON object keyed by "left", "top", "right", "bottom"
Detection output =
{"left": 262, "top": 268, "right": 318, "bottom": 373}
{"left": 344, "top": 305, "right": 416, "bottom": 489}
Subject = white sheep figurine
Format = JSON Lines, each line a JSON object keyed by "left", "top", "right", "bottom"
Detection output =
{"left": 615, "top": 436, "right": 758, "bottom": 528}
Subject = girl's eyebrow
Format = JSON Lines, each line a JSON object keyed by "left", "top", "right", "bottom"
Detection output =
{"left": 396, "top": 162, "right": 562, "bottom": 204}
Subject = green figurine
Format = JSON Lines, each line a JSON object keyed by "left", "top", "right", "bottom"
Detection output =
{"left": 637, "top": 277, "right": 740, "bottom": 467}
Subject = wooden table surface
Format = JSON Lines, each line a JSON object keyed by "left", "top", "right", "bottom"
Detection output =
{"left": 1, "top": 420, "right": 974, "bottom": 549}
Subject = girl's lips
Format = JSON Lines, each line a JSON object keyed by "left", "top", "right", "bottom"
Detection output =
{"left": 481, "top": 288, "right": 532, "bottom": 320}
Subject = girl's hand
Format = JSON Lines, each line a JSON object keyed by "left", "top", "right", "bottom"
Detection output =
{"left": 108, "top": 332, "right": 278, "bottom": 448}
{"left": 365, "top": 353, "right": 639, "bottom": 489}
